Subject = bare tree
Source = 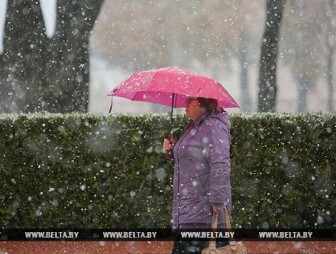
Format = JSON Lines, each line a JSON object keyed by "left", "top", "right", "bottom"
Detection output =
{"left": 280, "top": 0, "right": 335, "bottom": 112}
{"left": 257, "top": 0, "right": 285, "bottom": 112}
{"left": 324, "top": 0, "right": 336, "bottom": 112}
{"left": 91, "top": 0, "right": 235, "bottom": 71}
{"left": 280, "top": 1, "right": 322, "bottom": 112}
{"left": 230, "top": 0, "right": 264, "bottom": 112}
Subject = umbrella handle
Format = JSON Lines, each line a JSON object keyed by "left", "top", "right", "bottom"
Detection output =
{"left": 108, "top": 97, "right": 113, "bottom": 113}
{"left": 164, "top": 132, "right": 175, "bottom": 160}
{"left": 164, "top": 151, "right": 172, "bottom": 160}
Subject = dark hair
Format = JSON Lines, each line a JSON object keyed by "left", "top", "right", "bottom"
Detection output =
{"left": 198, "top": 97, "right": 223, "bottom": 114}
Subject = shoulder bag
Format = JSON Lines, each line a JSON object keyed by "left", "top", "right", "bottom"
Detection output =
{"left": 201, "top": 207, "right": 247, "bottom": 254}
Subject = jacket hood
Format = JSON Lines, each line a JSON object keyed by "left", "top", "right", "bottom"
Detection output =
{"left": 211, "top": 111, "right": 231, "bottom": 130}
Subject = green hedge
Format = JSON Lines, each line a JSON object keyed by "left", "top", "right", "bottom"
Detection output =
{"left": 0, "top": 112, "right": 335, "bottom": 230}
{"left": 231, "top": 113, "right": 336, "bottom": 229}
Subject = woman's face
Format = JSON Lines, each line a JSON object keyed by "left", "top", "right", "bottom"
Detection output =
{"left": 185, "top": 98, "right": 203, "bottom": 121}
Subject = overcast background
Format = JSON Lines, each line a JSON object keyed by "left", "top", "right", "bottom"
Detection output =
{"left": 1, "top": 0, "right": 334, "bottom": 114}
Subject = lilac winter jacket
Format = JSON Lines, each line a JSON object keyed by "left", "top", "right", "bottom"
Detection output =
{"left": 172, "top": 111, "right": 232, "bottom": 229}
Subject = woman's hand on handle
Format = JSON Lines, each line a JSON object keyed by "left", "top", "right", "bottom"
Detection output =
{"left": 163, "top": 133, "right": 175, "bottom": 151}
{"left": 163, "top": 138, "right": 172, "bottom": 151}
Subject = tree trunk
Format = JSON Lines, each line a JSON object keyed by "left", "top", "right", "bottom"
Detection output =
{"left": 326, "top": 49, "right": 334, "bottom": 112}
{"left": 257, "top": 0, "right": 285, "bottom": 112}
{"left": 239, "top": 32, "right": 252, "bottom": 112}
{"left": 297, "top": 73, "right": 312, "bottom": 112}
{"left": 0, "top": 0, "right": 104, "bottom": 113}
{"left": 43, "top": 0, "right": 104, "bottom": 113}
{"left": 1, "top": 0, "right": 48, "bottom": 113}
{"left": 325, "top": 0, "right": 335, "bottom": 112}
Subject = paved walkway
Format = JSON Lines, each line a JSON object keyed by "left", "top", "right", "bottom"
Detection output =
{"left": 1, "top": 241, "right": 336, "bottom": 253}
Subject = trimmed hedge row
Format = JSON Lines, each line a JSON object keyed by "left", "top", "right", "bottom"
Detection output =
{"left": 231, "top": 113, "right": 336, "bottom": 229}
{"left": 0, "top": 112, "right": 335, "bottom": 229}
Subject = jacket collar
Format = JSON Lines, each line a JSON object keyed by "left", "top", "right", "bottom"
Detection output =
{"left": 190, "top": 113, "right": 208, "bottom": 128}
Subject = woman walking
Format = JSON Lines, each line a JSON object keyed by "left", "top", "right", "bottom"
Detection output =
{"left": 163, "top": 97, "right": 232, "bottom": 253}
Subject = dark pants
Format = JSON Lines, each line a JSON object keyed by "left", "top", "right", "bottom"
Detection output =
{"left": 172, "top": 238, "right": 229, "bottom": 254}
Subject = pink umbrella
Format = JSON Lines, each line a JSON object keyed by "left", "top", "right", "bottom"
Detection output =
{"left": 108, "top": 66, "right": 238, "bottom": 107}
{"left": 108, "top": 66, "right": 239, "bottom": 125}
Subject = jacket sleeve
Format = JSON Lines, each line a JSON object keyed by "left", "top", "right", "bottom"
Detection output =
{"left": 203, "top": 119, "right": 232, "bottom": 213}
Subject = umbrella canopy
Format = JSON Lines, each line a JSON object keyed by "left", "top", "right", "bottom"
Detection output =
{"left": 108, "top": 66, "right": 239, "bottom": 109}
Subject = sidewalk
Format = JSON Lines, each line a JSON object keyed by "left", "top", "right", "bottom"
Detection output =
{"left": 1, "top": 241, "right": 336, "bottom": 253}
